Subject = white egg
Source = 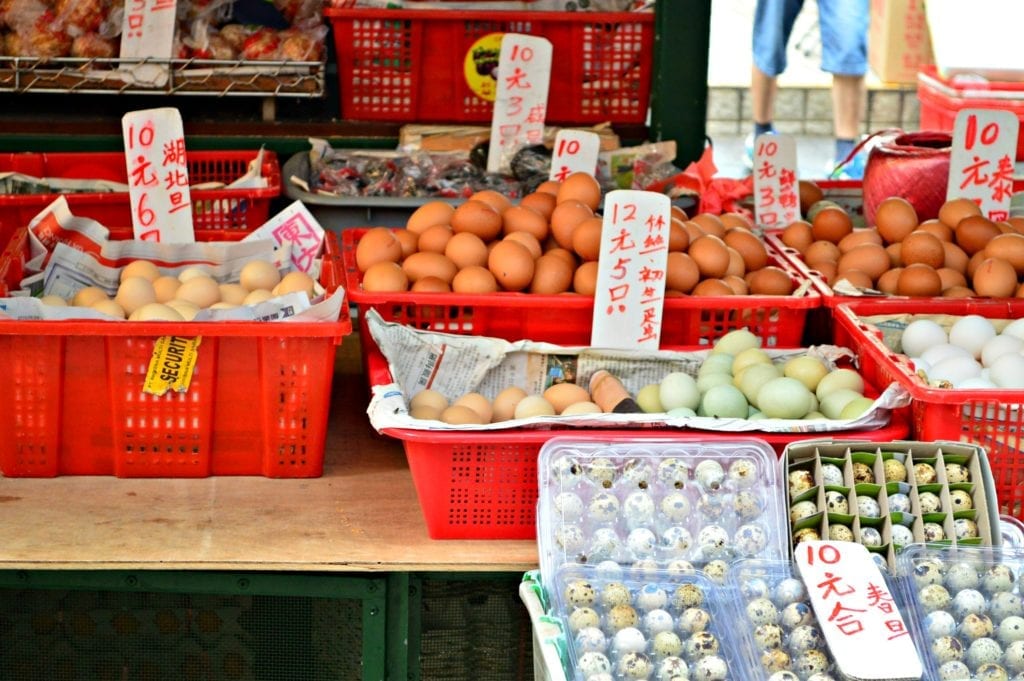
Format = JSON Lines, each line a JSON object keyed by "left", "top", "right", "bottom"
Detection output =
{"left": 959, "top": 377, "right": 998, "bottom": 389}
{"left": 909, "top": 357, "right": 931, "bottom": 376}
{"left": 901, "top": 319, "right": 948, "bottom": 357}
{"left": 949, "top": 315, "right": 997, "bottom": 359}
{"left": 991, "top": 354, "right": 1024, "bottom": 389}
{"left": 921, "top": 343, "right": 973, "bottom": 367}
{"left": 659, "top": 372, "right": 700, "bottom": 411}
{"left": 928, "top": 356, "right": 982, "bottom": 385}
{"left": 982, "top": 334, "right": 1024, "bottom": 367}
{"left": 1003, "top": 318, "right": 1024, "bottom": 341}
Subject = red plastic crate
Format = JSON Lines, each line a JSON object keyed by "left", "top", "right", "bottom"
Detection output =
{"left": 0, "top": 150, "right": 282, "bottom": 241}
{"left": 832, "top": 299, "right": 1024, "bottom": 518}
{"left": 918, "top": 65, "right": 1024, "bottom": 161}
{"left": 0, "top": 228, "right": 351, "bottom": 478}
{"left": 324, "top": 6, "right": 654, "bottom": 124}
{"left": 366, "top": 333, "right": 909, "bottom": 540}
{"left": 343, "top": 229, "right": 821, "bottom": 350}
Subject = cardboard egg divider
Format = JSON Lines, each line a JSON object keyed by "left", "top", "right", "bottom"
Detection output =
{"left": 783, "top": 440, "right": 1002, "bottom": 569}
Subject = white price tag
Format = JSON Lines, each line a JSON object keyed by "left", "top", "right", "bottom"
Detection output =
{"left": 242, "top": 200, "right": 326, "bottom": 274}
{"left": 121, "top": 108, "right": 195, "bottom": 243}
{"left": 549, "top": 130, "right": 600, "bottom": 181}
{"left": 590, "top": 190, "right": 671, "bottom": 350}
{"left": 752, "top": 133, "right": 800, "bottom": 228}
{"left": 796, "top": 541, "right": 923, "bottom": 681}
{"left": 486, "top": 34, "right": 553, "bottom": 175}
{"left": 947, "top": 109, "right": 1018, "bottom": 222}
{"left": 119, "top": 0, "right": 177, "bottom": 85}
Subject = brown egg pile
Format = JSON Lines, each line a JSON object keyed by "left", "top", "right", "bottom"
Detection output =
{"left": 410, "top": 383, "right": 602, "bottom": 424}
{"left": 779, "top": 197, "right": 1024, "bottom": 298}
{"left": 356, "top": 172, "right": 797, "bottom": 297}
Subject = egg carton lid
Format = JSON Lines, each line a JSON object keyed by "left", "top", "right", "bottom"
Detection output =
{"left": 536, "top": 435, "right": 787, "bottom": 590}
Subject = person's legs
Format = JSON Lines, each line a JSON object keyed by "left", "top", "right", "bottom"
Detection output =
{"left": 751, "top": 0, "right": 805, "bottom": 131}
{"left": 818, "top": 0, "right": 869, "bottom": 169}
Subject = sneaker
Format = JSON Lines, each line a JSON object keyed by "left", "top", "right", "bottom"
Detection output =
{"left": 827, "top": 149, "right": 867, "bottom": 180}
{"left": 743, "top": 129, "right": 777, "bottom": 172}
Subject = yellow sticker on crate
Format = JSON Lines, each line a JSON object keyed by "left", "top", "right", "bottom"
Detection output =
{"left": 143, "top": 336, "right": 202, "bottom": 396}
{"left": 464, "top": 33, "right": 503, "bottom": 102}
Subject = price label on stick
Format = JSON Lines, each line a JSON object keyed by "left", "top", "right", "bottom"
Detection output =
{"left": 796, "top": 541, "right": 923, "bottom": 680}
{"left": 947, "top": 109, "right": 1018, "bottom": 222}
{"left": 752, "top": 133, "right": 800, "bottom": 228}
{"left": 122, "top": 107, "right": 195, "bottom": 243}
{"left": 591, "top": 190, "right": 671, "bottom": 350}
{"left": 486, "top": 34, "right": 552, "bottom": 175}
{"left": 119, "top": 0, "right": 177, "bottom": 85}
{"left": 550, "top": 130, "right": 600, "bottom": 181}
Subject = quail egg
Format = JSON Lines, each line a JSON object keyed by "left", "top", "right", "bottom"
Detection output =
{"left": 576, "top": 626, "right": 608, "bottom": 653}
{"left": 950, "top": 489, "right": 974, "bottom": 512}
{"left": 578, "top": 651, "right": 612, "bottom": 677}
{"left": 984, "top": 565, "right": 1016, "bottom": 594}
{"left": 789, "top": 469, "right": 815, "bottom": 496}
{"left": 595, "top": 560, "right": 623, "bottom": 580}
{"left": 703, "top": 560, "right": 730, "bottom": 585}
{"left": 1005, "top": 640, "right": 1024, "bottom": 673}
{"left": 953, "top": 589, "right": 988, "bottom": 619}
{"left": 883, "top": 458, "right": 908, "bottom": 482}
{"left": 966, "top": 638, "right": 1004, "bottom": 670}
{"left": 698, "top": 493, "right": 728, "bottom": 521}
{"left": 794, "top": 649, "right": 831, "bottom": 679}
{"left": 1000, "top": 616, "right": 1024, "bottom": 644}
{"left": 860, "top": 527, "right": 883, "bottom": 547}
{"left": 924, "top": 522, "right": 947, "bottom": 541}
{"left": 601, "top": 582, "right": 632, "bottom": 608}
{"left": 657, "top": 458, "right": 690, "bottom": 490}
{"left": 672, "top": 583, "right": 706, "bottom": 611}
{"left": 728, "top": 458, "right": 759, "bottom": 488}
{"left": 955, "top": 517, "right": 980, "bottom": 540}
{"left": 932, "top": 635, "right": 965, "bottom": 664}
{"left": 946, "top": 562, "right": 981, "bottom": 592}
{"left": 618, "top": 651, "right": 654, "bottom": 679}
{"left": 632, "top": 558, "right": 660, "bottom": 577}
{"left": 991, "top": 592, "right": 1024, "bottom": 621}
{"left": 977, "top": 663, "right": 1010, "bottom": 681}
{"left": 913, "top": 557, "right": 946, "bottom": 587}
{"left": 622, "top": 459, "right": 654, "bottom": 487}
{"left": 624, "top": 491, "right": 656, "bottom": 526}
{"left": 824, "top": 490, "right": 849, "bottom": 514}
{"left": 754, "top": 622, "right": 785, "bottom": 649}
{"left": 781, "top": 601, "right": 815, "bottom": 630}
{"left": 742, "top": 577, "right": 771, "bottom": 600}
{"left": 556, "top": 525, "right": 586, "bottom": 553}
{"left": 588, "top": 528, "right": 622, "bottom": 562}
{"left": 666, "top": 560, "right": 697, "bottom": 577}
{"left": 747, "top": 597, "right": 780, "bottom": 627}
{"left": 946, "top": 462, "right": 971, "bottom": 484}
{"left": 657, "top": 656, "right": 689, "bottom": 681}
{"left": 793, "top": 527, "right": 821, "bottom": 544}
{"left": 768, "top": 673, "right": 800, "bottom": 681}
{"left": 584, "top": 458, "right": 617, "bottom": 487}
{"left": 773, "top": 578, "right": 808, "bottom": 606}
{"left": 960, "top": 613, "right": 996, "bottom": 641}
{"left": 695, "top": 460, "right": 726, "bottom": 492}
{"left": 761, "top": 649, "right": 792, "bottom": 674}
{"left": 788, "top": 624, "right": 825, "bottom": 653}
{"left": 937, "top": 660, "right": 971, "bottom": 680}
{"left": 636, "top": 584, "right": 668, "bottom": 613}
{"left": 679, "top": 607, "right": 712, "bottom": 635}
{"left": 569, "top": 607, "right": 601, "bottom": 632}
{"left": 613, "top": 626, "right": 647, "bottom": 654}
{"left": 924, "top": 610, "right": 959, "bottom": 639}
{"left": 588, "top": 492, "right": 620, "bottom": 523}
{"left": 919, "top": 491, "right": 943, "bottom": 514}
{"left": 790, "top": 500, "right": 820, "bottom": 523}
{"left": 852, "top": 461, "right": 875, "bottom": 483}
{"left": 891, "top": 524, "right": 915, "bottom": 546}
{"left": 608, "top": 604, "right": 639, "bottom": 632}
{"left": 554, "top": 492, "right": 585, "bottom": 520}
{"left": 565, "top": 580, "right": 597, "bottom": 607}
{"left": 828, "top": 524, "right": 855, "bottom": 542}
{"left": 914, "top": 462, "right": 939, "bottom": 484}
{"left": 920, "top": 583, "right": 953, "bottom": 612}
{"left": 888, "top": 492, "right": 912, "bottom": 514}
{"left": 734, "top": 490, "right": 764, "bottom": 521}
{"left": 734, "top": 523, "right": 770, "bottom": 557}
{"left": 684, "top": 631, "right": 720, "bottom": 661}
{"left": 806, "top": 675, "right": 837, "bottom": 681}
{"left": 643, "top": 608, "right": 674, "bottom": 635}
{"left": 660, "top": 492, "right": 691, "bottom": 522}
{"left": 697, "top": 525, "right": 731, "bottom": 559}
{"left": 653, "top": 630, "right": 684, "bottom": 658}
{"left": 661, "top": 526, "right": 694, "bottom": 557}
{"left": 820, "top": 463, "right": 844, "bottom": 487}
{"left": 692, "top": 655, "right": 728, "bottom": 681}
{"left": 856, "top": 495, "right": 881, "bottom": 518}
{"left": 627, "top": 528, "right": 657, "bottom": 558}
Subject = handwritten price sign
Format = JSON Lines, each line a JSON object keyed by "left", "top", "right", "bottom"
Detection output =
{"left": 947, "top": 109, "right": 1019, "bottom": 222}
{"left": 549, "top": 130, "right": 600, "bottom": 181}
{"left": 590, "top": 190, "right": 671, "bottom": 350}
{"left": 486, "top": 34, "right": 552, "bottom": 175}
{"left": 122, "top": 107, "right": 195, "bottom": 243}
{"left": 752, "top": 133, "right": 800, "bottom": 228}
{"left": 119, "top": 0, "right": 176, "bottom": 85}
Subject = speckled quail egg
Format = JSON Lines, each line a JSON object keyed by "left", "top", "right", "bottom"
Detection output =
{"left": 857, "top": 495, "right": 881, "bottom": 518}
{"left": 557, "top": 525, "right": 586, "bottom": 556}
{"left": 888, "top": 492, "right": 912, "bottom": 514}
{"left": 554, "top": 492, "right": 585, "bottom": 520}
{"left": 984, "top": 565, "right": 1015, "bottom": 594}
{"left": 754, "top": 622, "right": 785, "bottom": 649}
{"left": 618, "top": 651, "right": 654, "bottom": 680}
{"left": 697, "top": 525, "right": 732, "bottom": 559}
{"left": 747, "top": 597, "right": 780, "bottom": 627}
{"left": 976, "top": 663, "right": 1010, "bottom": 681}
{"left": 622, "top": 459, "right": 654, "bottom": 487}
{"left": 789, "top": 469, "right": 815, "bottom": 496}
{"left": 608, "top": 604, "right": 640, "bottom": 632}
{"left": 660, "top": 492, "right": 691, "bottom": 522}
{"left": 578, "top": 651, "right": 612, "bottom": 677}
{"left": 633, "top": 559, "right": 659, "bottom": 578}
{"left": 613, "top": 626, "right": 648, "bottom": 654}
{"left": 914, "top": 557, "right": 947, "bottom": 587}
{"left": 950, "top": 489, "right": 975, "bottom": 512}
{"left": 636, "top": 584, "right": 668, "bottom": 613}
{"left": 773, "top": 578, "right": 808, "bottom": 606}
{"left": 576, "top": 626, "right": 608, "bottom": 653}
{"left": 698, "top": 493, "right": 728, "bottom": 521}
{"left": 967, "top": 637, "right": 1004, "bottom": 670}
{"left": 794, "top": 649, "right": 831, "bottom": 679}
{"left": 793, "top": 527, "right": 821, "bottom": 544}
{"left": 991, "top": 592, "right": 1024, "bottom": 621}
{"left": 852, "top": 461, "right": 875, "bottom": 483}
{"left": 1000, "top": 617, "right": 1024, "bottom": 644}
{"left": 684, "top": 631, "right": 720, "bottom": 661}
{"left": 828, "top": 524, "right": 855, "bottom": 542}
{"left": 569, "top": 607, "right": 601, "bottom": 632}
{"left": 860, "top": 527, "right": 883, "bottom": 547}
{"left": 679, "top": 607, "right": 711, "bottom": 635}
{"left": 824, "top": 490, "right": 849, "bottom": 514}
{"left": 1005, "top": 640, "right": 1024, "bottom": 673}
{"left": 925, "top": 611, "right": 959, "bottom": 639}
{"left": 920, "top": 584, "right": 954, "bottom": 613}
{"left": 946, "top": 462, "right": 971, "bottom": 484}
{"left": 937, "top": 660, "right": 971, "bottom": 680}
{"left": 653, "top": 630, "right": 684, "bottom": 658}
{"left": 672, "top": 583, "right": 706, "bottom": 611}
{"left": 661, "top": 526, "right": 694, "bottom": 557}
{"left": 871, "top": 552, "right": 890, "bottom": 571}
{"left": 692, "top": 655, "right": 728, "bottom": 681}
{"left": 932, "top": 635, "right": 966, "bottom": 664}
{"left": 788, "top": 624, "right": 825, "bottom": 654}
{"left": 946, "top": 562, "right": 981, "bottom": 592}
{"left": 734, "top": 523, "right": 770, "bottom": 557}
{"left": 627, "top": 528, "right": 657, "bottom": 558}
{"left": 790, "top": 500, "right": 820, "bottom": 524}
{"left": 767, "top": 673, "right": 800, "bottom": 681}
{"left": 892, "top": 524, "right": 915, "bottom": 546}
{"left": 703, "top": 560, "right": 730, "bottom": 586}
{"left": 820, "top": 463, "right": 844, "bottom": 487}
{"left": 728, "top": 458, "right": 759, "bottom": 488}
{"left": 914, "top": 462, "right": 939, "bottom": 484}
{"left": 761, "top": 649, "right": 792, "bottom": 674}
{"left": 806, "top": 675, "right": 837, "bottom": 681}
{"left": 657, "top": 656, "right": 688, "bottom": 681}
{"left": 588, "top": 492, "right": 620, "bottom": 523}
{"left": 953, "top": 589, "right": 988, "bottom": 619}
{"left": 883, "top": 458, "right": 908, "bottom": 482}
{"left": 584, "top": 457, "right": 617, "bottom": 487}
{"left": 595, "top": 560, "right": 623, "bottom": 580}
{"left": 602, "top": 582, "right": 632, "bottom": 608}
{"left": 743, "top": 577, "right": 771, "bottom": 600}
{"left": 919, "top": 491, "right": 943, "bottom": 514}
{"left": 666, "top": 560, "right": 697, "bottom": 577}
{"left": 695, "top": 460, "right": 726, "bottom": 492}
{"left": 658, "top": 458, "right": 690, "bottom": 489}
{"left": 955, "top": 518, "right": 980, "bottom": 540}
{"left": 624, "top": 491, "right": 656, "bottom": 526}
{"left": 643, "top": 608, "right": 674, "bottom": 636}
{"left": 552, "top": 457, "right": 583, "bottom": 484}
{"left": 734, "top": 490, "right": 764, "bottom": 521}
{"left": 566, "top": 580, "right": 597, "bottom": 607}
{"left": 924, "top": 522, "right": 947, "bottom": 541}
{"left": 588, "top": 528, "right": 622, "bottom": 562}
{"left": 781, "top": 601, "right": 815, "bottom": 630}
{"left": 960, "top": 613, "right": 996, "bottom": 641}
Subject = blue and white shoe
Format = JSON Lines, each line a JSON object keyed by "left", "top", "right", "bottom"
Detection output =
{"left": 827, "top": 151, "right": 867, "bottom": 180}
{"left": 744, "top": 129, "right": 777, "bottom": 172}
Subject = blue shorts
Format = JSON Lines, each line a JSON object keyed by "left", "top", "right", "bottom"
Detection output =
{"left": 752, "top": 0, "right": 868, "bottom": 77}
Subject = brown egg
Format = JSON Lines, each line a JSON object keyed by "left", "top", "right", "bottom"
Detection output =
{"left": 1009, "top": 217, "right": 1024, "bottom": 235}
{"left": 503, "top": 205, "right": 548, "bottom": 241}
{"left": 799, "top": 180, "right": 824, "bottom": 214}
{"left": 571, "top": 217, "right": 604, "bottom": 261}
{"left": 545, "top": 247, "right": 578, "bottom": 269}
{"left": 470, "top": 189, "right": 512, "bottom": 215}
{"left": 666, "top": 252, "right": 700, "bottom": 293}
{"left": 877, "top": 268, "right": 902, "bottom": 294}
{"left": 355, "top": 227, "right": 403, "bottom": 272}
{"left": 530, "top": 254, "right": 574, "bottom": 294}
{"left": 939, "top": 197, "right": 982, "bottom": 229}
{"left": 838, "top": 243, "right": 890, "bottom": 282}
{"left": 811, "top": 207, "right": 853, "bottom": 243}
{"left": 967, "top": 250, "right": 988, "bottom": 279}
{"left": 688, "top": 235, "right": 731, "bottom": 278}
{"left": 973, "top": 257, "right": 1018, "bottom": 297}
{"left": 668, "top": 218, "right": 690, "bottom": 251}
{"left": 691, "top": 213, "right": 726, "bottom": 238}
{"left": 1018, "top": 281, "right": 1024, "bottom": 298}
{"left": 723, "top": 274, "right": 749, "bottom": 295}
{"left": 944, "top": 286, "right": 976, "bottom": 298}
{"left": 781, "top": 220, "right": 814, "bottom": 254}
{"left": 492, "top": 386, "right": 528, "bottom": 422}
{"left": 406, "top": 201, "right": 455, "bottom": 234}
{"left": 402, "top": 252, "right": 458, "bottom": 284}
{"left": 504, "top": 231, "right": 543, "bottom": 259}
{"left": 445, "top": 232, "right": 489, "bottom": 269}
{"left": 942, "top": 242, "right": 969, "bottom": 273}
{"left": 900, "top": 231, "right": 945, "bottom": 269}
{"left": 454, "top": 393, "right": 493, "bottom": 423}
{"left": 724, "top": 228, "right": 768, "bottom": 271}
{"left": 813, "top": 260, "right": 838, "bottom": 285}
{"left": 897, "top": 264, "right": 942, "bottom": 297}
{"left": 440, "top": 405, "right": 486, "bottom": 425}
{"left": 937, "top": 267, "right": 967, "bottom": 291}
{"left": 682, "top": 221, "right": 706, "bottom": 243}
{"left": 721, "top": 212, "right": 754, "bottom": 230}
{"left": 691, "top": 279, "right": 734, "bottom": 296}
{"left": 573, "top": 261, "right": 599, "bottom": 295}
{"left": 671, "top": 205, "right": 689, "bottom": 222}
{"left": 362, "top": 261, "right": 409, "bottom": 292}
{"left": 543, "top": 383, "right": 591, "bottom": 414}
{"left": 999, "top": 222, "right": 1015, "bottom": 234}
{"left": 520, "top": 192, "right": 557, "bottom": 220}
{"left": 917, "top": 219, "right": 953, "bottom": 242}
{"left": 805, "top": 240, "right": 841, "bottom": 267}
{"left": 725, "top": 248, "right": 746, "bottom": 278}
{"left": 549, "top": 200, "right": 594, "bottom": 250}
{"left": 956, "top": 215, "right": 1001, "bottom": 255}
{"left": 488, "top": 240, "right": 535, "bottom": 291}
{"left": 885, "top": 242, "right": 903, "bottom": 268}
{"left": 836, "top": 269, "right": 874, "bottom": 290}
{"left": 838, "top": 229, "right": 883, "bottom": 253}
{"left": 395, "top": 229, "right": 419, "bottom": 259}
{"left": 556, "top": 172, "right": 602, "bottom": 211}
{"left": 416, "top": 224, "right": 454, "bottom": 253}
{"left": 452, "top": 266, "right": 499, "bottom": 293}
{"left": 536, "top": 180, "right": 562, "bottom": 196}
{"left": 451, "top": 200, "right": 502, "bottom": 241}
{"left": 748, "top": 267, "right": 795, "bottom": 295}
{"left": 985, "top": 233, "right": 1024, "bottom": 275}
{"left": 874, "top": 197, "right": 918, "bottom": 244}
{"left": 411, "top": 276, "right": 451, "bottom": 293}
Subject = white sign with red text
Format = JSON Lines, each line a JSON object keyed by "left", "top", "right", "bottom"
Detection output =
{"left": 796, "top": 541, "right": 923, "bottom": 680}
{"left": 242, "top": 200, "right": 325, "bottom": 274}
{"left": 549, "top": 129, "right": 601, "bottom": 181}
{"left": 121, "top": 108, "right": 195, "bottom": 243}
{"left": 486, "top": 34, "right": 553, "bottom": 174}
{"left": 947, "top": 109, "right": 1018, "bottom": 222}
{"left": 591, "top": 190, "right": 671, "bottom": 350}
{"left": 752, "top": 133, "right": 800, "bottom": 228}
{"left": 119, "top": 0, "right": 177, "bottom": 85}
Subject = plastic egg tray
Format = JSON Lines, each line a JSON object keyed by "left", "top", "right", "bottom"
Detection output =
{"left": 783, "top": 440, "right": 1000, "bottom": 569}
{"left": 552, "top": 565, "right": 740, "bottom": 681}
{"left": 898, "top": 544, "right": 1024, "bottom": 681}
{"left": 537, "top": 436, "right": 788, "bottom": 582}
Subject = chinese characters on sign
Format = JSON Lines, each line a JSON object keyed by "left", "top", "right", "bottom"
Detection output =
{"left": 549, "top": 130, "right": 601, "bottom": 182}
{"left": 119, "top": 0, "right": 177, "bottom": 85}
{"left": 591, "top": 190, "right": 671, "bottom": 350}
{"left": 947, "top": 109, "right": 1019, "bottom": 222}
{"left": 241, "top": 200, "right": 325, "bottom": 274}
{"left": 752, "top": 133, "right": 800, "bottom": 228}
{"left": 796, "top": 541, "right": 923, "bottom": 680}
{"left": 121, "top": 108, "right": 195, "bottom": 243}
{"left": 486, "top": 34, "right": 553, "bottom": 174}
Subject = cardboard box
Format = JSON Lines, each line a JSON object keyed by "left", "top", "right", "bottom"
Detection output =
{"left": 869, "top": 0, "right": 934, "bottom": 85}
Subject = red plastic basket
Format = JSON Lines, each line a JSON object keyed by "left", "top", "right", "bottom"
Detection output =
{"left": 0, "top": 228, "right": 351, "bottom": 478}
{"left": 832, "top": 298, "right": 1024, "bottom": 518}
{"left": 324, "top": 6, "right": 654, "bottom": 124}
{"left": 0, "top": 150, "right": 281, "bottom": 242}
{"left": 343, "top": 229, "right": 821, "bottom": 350}
{"left": 366, "top": 333, "right": 909, "bottom": 540}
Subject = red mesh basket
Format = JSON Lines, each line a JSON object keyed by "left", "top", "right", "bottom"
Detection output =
{"left": 324, "top": 6, "right": 654, "bottom": 124}
{"left": 0, "top": 228, "right": 351, "bottom": 478}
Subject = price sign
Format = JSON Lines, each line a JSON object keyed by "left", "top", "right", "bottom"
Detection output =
{"left": 122, "top": 107, "right": 195, "bottom": 243}
{"left": 486, "top": 34, "right": 552, "bottom": 174}
{"left": 752, "top": 133, "right": 800, "bottom": 228}
{"left": 549, "top": 130, "right": 600, "bottom": 181}
{"left": 796, "top": 541, "right": 923, "bottom": 680}
{"left": 242, "top": 200, "right": 325, "bottom": 274}
{"left": 590, "top": 190, "right": 671, "bottom": 350}
{"left": 119, "top": 0, "right": 177, "bottom": 85}
{"left": 947, "top": 109, "right": 1018, "bottom": 222}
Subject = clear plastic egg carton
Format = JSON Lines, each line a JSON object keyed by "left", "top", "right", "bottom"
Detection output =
{"left": 897, "top": 544, "right": 1024, "bottom": 681}
{"left": 553, "top": 564, "right": 742, "bottom": 681}
{"left": 537, "top": 436, "right": 787, "bottom": 582}
{"left": 783, "top": 440, "right": 1001, "bottom": 570}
